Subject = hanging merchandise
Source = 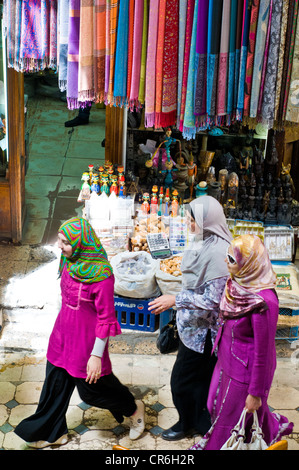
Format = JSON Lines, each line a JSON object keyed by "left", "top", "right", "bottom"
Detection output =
{"left": 3, "top": 0, "right": 299, "bottom": 127}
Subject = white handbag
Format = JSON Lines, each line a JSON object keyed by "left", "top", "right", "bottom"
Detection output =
{"left": 221, "top": 409, "right": 268, "bottom": 450}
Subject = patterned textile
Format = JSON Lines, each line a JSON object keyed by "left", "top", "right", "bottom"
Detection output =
{"left": 249, "top": 0, "right": 271, "bottom": 118}
{"left": 243, "top": 0, "right": 260, "bottom": 117}
{"left": 114, "top": 0, "right": 129, "bottom": 105}
{"left": 257, "top": 0, "right": 273, "bottom": 115}
{"left": 274, "top": 0, "right": 289, "bottom": 119}
{"left": 217, "top": 0, "right": 231, "bottom": 117}
{"left": 78, "top": 0, "right": 95, "bottom": 104}
{"left": 58, "top": 0, "right": 69, "bottom": 92}
{"left": 206, "top": 0, "right": 223, "bottom": 119}
{"left": 159, "top": 0, "right": 179, "bottom": 127}
{"left": 176, "top": 277, "right": 228, "bottom": 353}
{"left": 260, "top": 0, "right": 283, "bottom": 125}
{"left": 107, "top": 0, "right": 119, "bottom": 104}
{"left": 144, "top": 0, "right": 159, "bottom": 127}
{"left": 104, "top": 0, "right": 111, "bottom": 97}
{"left": 220, "top": 234, "right": 277, "bottom": 319}
{"left": 178, "top": 0, "right": 195, "bottom": 132}
{"left": 67, "top": 0, "right": 80, "bottom": 109}
{"left": 154, "top": 0, "right": 167, "bottom": 127}
{"left": 176, "top": 0, "right": 188, "bottom": 128}
{"left": 226, "top": 0, "right": 237, "bottom": 117}
{"left": 286, "top": 5, "right": 299, "bottom": 122}
{"left": 94, "top": 0, "right": 106, "bottom": 103}
{"left": 58, "top": 217, "right": 113, "bottom": 284}
{"left": 236, "top": 0, "right": 250, "bottom": 120}
{"left": 194, "top": 0, "right": 209, "bottom": 124}
{"left": 5, "top": 0, "right": 58, "bottom": 72}
{"left": 138, "top": 0, "right": 148, "bottom": 104}
{"left": 127, "top": 0, "right": 135, "bottom": 101}
{"left": 182, "top": 0, "right": 198, "bottom": 139}
{"left": 129, "top": 0, "right": 144, "bottom": 109}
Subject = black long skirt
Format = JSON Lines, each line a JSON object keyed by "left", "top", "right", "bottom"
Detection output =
{"left": 14, "top": 361, "right": 136, "bottom": 443}
{"left": 170, "top": 329, "right": 217, "bottom": 435}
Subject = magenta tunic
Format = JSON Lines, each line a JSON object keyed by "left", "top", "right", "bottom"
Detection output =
{"left": 47, "top": 268, "right": 121, "bottom": 379}
{"left": 191, "top": 289, "right": 293, "bottom": 450}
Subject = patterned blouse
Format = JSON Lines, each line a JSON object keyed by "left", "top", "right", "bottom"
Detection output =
{"left": 175, "top": 276, "right": 228, "bottom": 354}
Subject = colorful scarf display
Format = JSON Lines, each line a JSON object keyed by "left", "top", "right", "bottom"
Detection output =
{"left": 58, "top": 217, "right": 113, "bottom": 283}
{"left": 220, "top": 234, "right": 277, "bottom": 319}
{"left": 3, "top": 0, "right": 299, "bottom": 128}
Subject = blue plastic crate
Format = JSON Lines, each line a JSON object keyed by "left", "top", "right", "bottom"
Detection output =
{"left": 114, "top": 296, "right": 160, "bottom": 332}
{"left": 276, "top": 308, "right": 299, "bottom": 342}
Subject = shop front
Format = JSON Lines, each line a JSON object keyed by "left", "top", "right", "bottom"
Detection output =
{"left": 2, "top": 0, "right": 299, "bottom": 339}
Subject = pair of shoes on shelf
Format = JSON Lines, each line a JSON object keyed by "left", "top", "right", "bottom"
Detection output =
{"left": 27, "top": 434, "right": 68, "bottom": 449}
{"left": 161, "top": 426, "right": 198, "bottom": 441}
{"left": 129, "top": 400, "right": 145, "bottom": 440}
{"left": 64, "top": 116, "right": 89, "bottom": 127}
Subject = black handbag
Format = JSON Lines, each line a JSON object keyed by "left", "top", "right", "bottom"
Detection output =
{"left": 156, "top": 313, "right": 179, "bottom": 354}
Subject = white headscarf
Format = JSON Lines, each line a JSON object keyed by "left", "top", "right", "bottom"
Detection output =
{"left": 181, "top": 196, "right": 232, "bottom": 289}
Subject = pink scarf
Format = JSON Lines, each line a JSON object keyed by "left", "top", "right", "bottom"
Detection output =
{"left": 220, "top": 234, "right": 277, "bottom": 319}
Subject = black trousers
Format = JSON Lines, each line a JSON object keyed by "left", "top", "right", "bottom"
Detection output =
{"left": 14, "top": 361, "right": 136, "bottom": 443}
{"left": 170, "top": 330, "right": 217, "bottom": 435}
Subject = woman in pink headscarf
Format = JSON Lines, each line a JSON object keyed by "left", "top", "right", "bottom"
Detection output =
{"left": 191, "top": 234, "right": 293, "bottom": 450}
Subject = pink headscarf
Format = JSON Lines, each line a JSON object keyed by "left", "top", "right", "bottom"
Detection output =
{"left": 220, "top": 234, "right": 277, "bottom": 319}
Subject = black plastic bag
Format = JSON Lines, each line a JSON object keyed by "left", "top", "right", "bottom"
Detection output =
{"left": 156, "top": 315, "right": 179, "bottom": 354}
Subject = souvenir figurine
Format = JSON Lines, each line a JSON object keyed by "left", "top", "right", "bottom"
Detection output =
{"left": 150, "top": 185, "right": 159, "bottom": 214}
{"left": 110, "top": 175, "right": 118, "bottom": 195}
{"left": 141, "top": 192, "right": 150, "bottom": 214}
{"left": 162, "top": 160, "right": 177, "bottom": 189}
{"left": 88, "top": 164, "right": 94, "bottom": 183}
{"left": 100, "top": 173, "right": 110, "bottom": 195}
{"left": 117, "top": 165, "right": 125, "bottom": 187}
{"left": 163, "top": 128, "right": 180, "bottom": 163}
{"left": 171, "top": 189, "right": 179, "bottom": 217}
{"left": 164, "top": 188, "right": 170, "bottom": 216}
{"left": 90, "top": 174, "right": 100, "bottom": 194}
{"left": 118, "top": 181, "right": 126, "bottom": 198}
{"left": 79, "top": 172, "right": 91, "bottom": 200}
{"left": 158, "top": 186, "right": 164, "bottom": 216}
{"left": 226, "top": 172, "right": 239, "bottom": 208}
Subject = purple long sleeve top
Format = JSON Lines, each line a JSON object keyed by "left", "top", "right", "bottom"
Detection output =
{"left": 47, "top": 267, "right": 121, "bottom": 379}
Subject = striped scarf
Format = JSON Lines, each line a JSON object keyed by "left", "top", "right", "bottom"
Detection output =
{"left": 58, "top": 217, "right": 113, "bottom": 283}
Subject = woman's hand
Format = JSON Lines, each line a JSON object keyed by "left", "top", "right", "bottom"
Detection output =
{"left": 245, "top": 394, "right": 262, "bottom": 413}
{"left": 148, "top": 295, "right": 176, "bottom": 314}
{"left": 86, "top": 355, "right": 102, "bottom": 384}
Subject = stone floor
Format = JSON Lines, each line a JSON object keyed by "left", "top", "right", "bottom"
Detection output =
{"left": 0, "top": 82, "right": 299, "bottom": 451}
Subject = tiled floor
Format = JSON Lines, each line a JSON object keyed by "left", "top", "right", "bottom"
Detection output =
{"left": 0, "top": 85, "right": 299, "bottom": 451}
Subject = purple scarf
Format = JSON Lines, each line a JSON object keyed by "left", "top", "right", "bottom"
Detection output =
{"left": 67, "top": 0, "right": 80, "bottom": 109}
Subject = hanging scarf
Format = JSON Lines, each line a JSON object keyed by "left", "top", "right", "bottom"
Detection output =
{"left": 217, "top": 0, "right": 231, "bottom": 119}
{"left": 257, "top": 0, "right": 273, "bottom": 115}
{"left": 178, "top": 0, "right": 195, "bottom": 132}
{"left": 236, "top": 0, "right": 250, "bottom": 121}
{"left": 249, "top": 0, "right": 271, "bottom": 118}
{"left": 138, "top": 0, "right": 148, "bottom": 105}
{"left": 233, "top": 0, "right": 244, "bottom": 110}
{"left": 78, "top": 0, "right": 95, "bottom": 104}
{"left": 4, "top": 0, "right": 22, "bottom": 71}
{"left": 114, "top": 0, "right": 129, "bottom": 106}
{"left": 144, "top": 0, "right": 159, "bottom": 127}
{"left": 181, "top": 196, "right": 232, "bottom": 290}
{"left": 274, "top": 0, "right": 289, "bottom": 120}
{"left": 107, "top": 0, "right": 119, "bottom": 104}
{"left": 260, "top": 0, "right": 283, "bottom": 126}
{"left": 160, "top": 0, "right": 179, "bottom": 127}
{"left": 226, "top": 0, "right": 237, "bottom": 118}
{"left": 127, "top": 0, "right": 135, "bottom": 101}
{"left": 129, "top": 0, "right": 144, "bottom": 109}
{"left": 104, "top": 0, "right": 111, "bottom": 98}
{"left": 182, "top": 0, "right": 198, "bottom": 139}
{"left": 243, "top": 0, "right": 260, "bottom": 117}
{"left": 206, "top": 0, "right": 223, "bottom": 119}
{"left": 176, "top": 0, "right": 188, "bottom": 128}
{"left": 286, "top": 6, "right": 299, "bottom": 122}
{"left": 67, "top": 0, "right": 80, "bottom": 109}
{"left": 155, "top": 0, "right": 167, "bottom": 127}
{"left": 58, "top": 0, "right": 69, "bottom": 92}
{"left": 220, "top": 234, "right": 277, "bottom": 319}
{"left": 58, "top": 218, "right": 113, "bottom": 283}
{"left": 282, "top": 0, "right": 299, "bottom": 120}
{"left": 18, "top": 0, "right": 57, "bottom": 72}
{"left": 94, "top": 0, "right": 106, "bottom": 103}
{"left": 194, "top": 0, "right": 209, "bottom": 126}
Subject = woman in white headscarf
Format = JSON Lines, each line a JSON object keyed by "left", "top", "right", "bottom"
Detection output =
{"left": 149, "top": 196, "right": 232, "bottom": 441}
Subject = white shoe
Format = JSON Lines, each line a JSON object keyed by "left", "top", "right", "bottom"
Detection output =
{"left": 27, "top": 434, "right": 68, "bottom": 449}
{"left": 129, "top": 400, "right": 145, "bottom": 440}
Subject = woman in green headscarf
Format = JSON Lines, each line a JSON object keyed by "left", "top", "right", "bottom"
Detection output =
{"left": 15, "top": 218, "right": 145, "bottom": 448}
